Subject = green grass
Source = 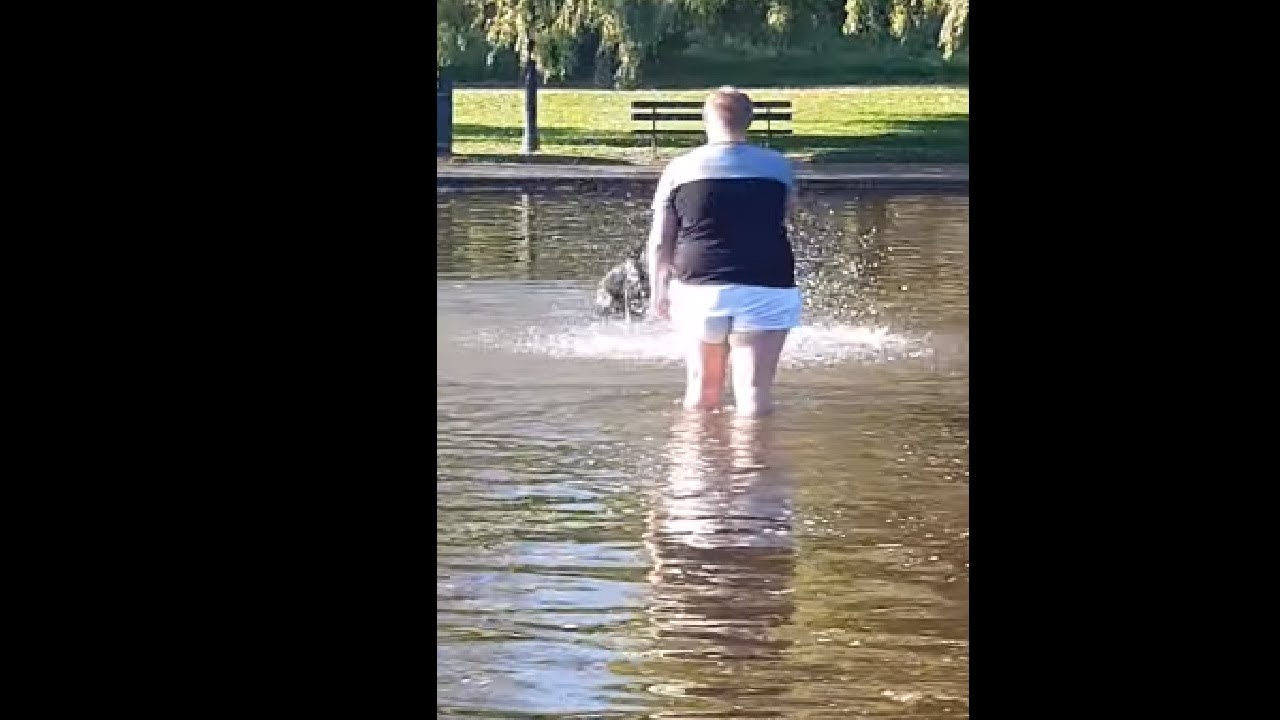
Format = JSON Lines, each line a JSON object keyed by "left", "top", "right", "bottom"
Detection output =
{"left": 444, "top": 87, "right": 968, "bottom": 164}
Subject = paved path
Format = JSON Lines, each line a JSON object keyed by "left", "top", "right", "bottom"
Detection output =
{"left": 437, "top": 162, "right": 967, "bottom": 192}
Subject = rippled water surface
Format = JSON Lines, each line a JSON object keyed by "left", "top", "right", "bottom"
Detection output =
{"left": 438, "top": 188, "right": 969, "bottom": 718}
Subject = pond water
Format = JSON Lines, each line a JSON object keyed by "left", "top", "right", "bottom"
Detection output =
{"left": 437, "top": 188, "right": 969, "bottom": 718}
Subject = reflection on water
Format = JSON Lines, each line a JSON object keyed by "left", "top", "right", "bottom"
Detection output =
{"left": 437, "top": 189, "right": 968, "bottom": 717}
{"left": 629, "top": 414, "right": 797, "bottom": 716}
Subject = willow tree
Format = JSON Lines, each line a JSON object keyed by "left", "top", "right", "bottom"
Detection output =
{"left": 435, "top": 1, "right": 684, "bottom": 153}
{"left": 842, "top": 0, "right": 968, "bottom": 57}
{"left": 937, "top": 0, "right": 967, "bottom": 59}
{"left": 464, "top": 1, "right": 589, "bottom": 153}
{"left": 480, "top": 0, "right": 686, "bottom": 152}
{"left": 437, "top": 0, "right": 480, "bottom": 69}
{"left": 599, "top": 0, "right": 684, "bottom": 86}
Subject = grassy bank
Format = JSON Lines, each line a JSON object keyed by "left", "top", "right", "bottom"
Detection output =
{"left": 445, "top": 87, "right": 968, "bottom": 164}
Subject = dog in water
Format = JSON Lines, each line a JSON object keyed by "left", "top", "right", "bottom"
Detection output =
{"left": 595, "top": 244, "right": 651, "bottom": 318}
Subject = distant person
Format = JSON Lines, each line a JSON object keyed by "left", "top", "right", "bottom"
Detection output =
{"left": 647, "top": 87, "right": 801, "bottom": 415}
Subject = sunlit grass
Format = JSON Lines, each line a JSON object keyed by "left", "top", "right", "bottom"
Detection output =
{"left": 445, "top": 87, "right": 968, "bottom": 164}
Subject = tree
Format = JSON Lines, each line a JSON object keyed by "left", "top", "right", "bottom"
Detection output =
{"left": 474, "top": 0, "right": 610, "bottom": 153}
{"left": 841, "top": 0, "right": 968, "bottom": 57}
{"left": 437, "top": 0, "right": 482, "bottom": 70}
{"left": 938, "top": 0, "right": 968, "bottom": 59}
{"left": 439, "top": 1, "right": 689, "bottom": 153}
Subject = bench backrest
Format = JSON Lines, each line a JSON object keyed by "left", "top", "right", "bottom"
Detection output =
{"left": 630, "top": 100, "right": 792, "bottom": 123}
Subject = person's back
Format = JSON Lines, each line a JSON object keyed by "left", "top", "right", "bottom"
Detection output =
{"left": 647, "top": 88, "right": 802, "bottom": 416}
{"left": 657, "top": 142, "right": 795, "bottom": 290}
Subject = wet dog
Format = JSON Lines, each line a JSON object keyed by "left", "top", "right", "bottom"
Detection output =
{"left": 594, "top": 244, "right": 650, "bottom": 318}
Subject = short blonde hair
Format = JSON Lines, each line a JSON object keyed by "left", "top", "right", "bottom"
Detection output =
{"left": 703, "top": 86, "right": 753, "bottom": 132}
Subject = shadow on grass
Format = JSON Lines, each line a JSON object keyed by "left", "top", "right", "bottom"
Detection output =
{"left": 453, "top": 124, "right": 643, "bottom": 145}
{"left": 440, "top": 153, "right": 632, "bottom": 166}
{"left": 452, "top": 116, "right": 968, "bottom": 163}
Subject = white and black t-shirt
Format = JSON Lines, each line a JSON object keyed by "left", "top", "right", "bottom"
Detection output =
{"left": 652, "top": 142, "right": 796, "bottom": 289}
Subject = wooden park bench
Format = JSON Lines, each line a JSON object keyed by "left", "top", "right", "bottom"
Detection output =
{"left": 631, "top": 99, "right": 793, "bottom": 153}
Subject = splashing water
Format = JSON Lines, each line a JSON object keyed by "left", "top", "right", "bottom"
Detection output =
{"left": 465, "top": 318, "right": 932, "bottom": 369}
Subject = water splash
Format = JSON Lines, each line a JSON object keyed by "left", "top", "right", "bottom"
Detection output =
{"left": 466, "top": 319, "right": 932, "bottom": 369}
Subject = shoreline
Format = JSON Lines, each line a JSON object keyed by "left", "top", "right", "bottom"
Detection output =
{"left": 436, "top": 162, "right": 968, "bottom": 192}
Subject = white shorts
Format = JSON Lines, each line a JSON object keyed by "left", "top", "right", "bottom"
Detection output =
{"left": 669, "top": 281, "right": 802, "bottom": 343}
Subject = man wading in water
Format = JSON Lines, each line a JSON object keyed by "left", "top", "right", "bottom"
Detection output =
{"left": 647, "top": 87, "right": 802, "bottom": 416}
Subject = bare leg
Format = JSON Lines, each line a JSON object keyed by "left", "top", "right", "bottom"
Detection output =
{"left": 684, "top": 340, "right": 730, "bottom": 410}
{"left": 728, "top": 330, "right": 790, "bottom": 416}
